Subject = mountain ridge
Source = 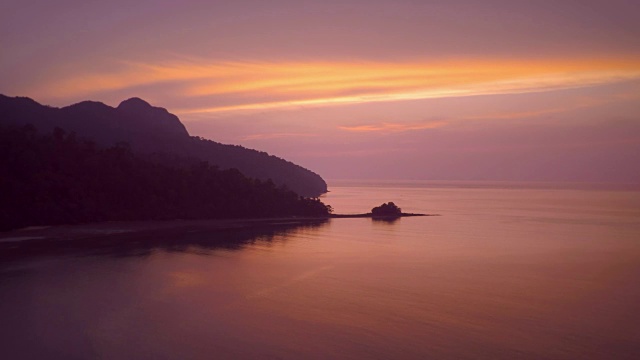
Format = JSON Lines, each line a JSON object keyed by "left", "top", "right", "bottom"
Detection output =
{"left": 0, "top": 94, "right": 327, "bottom": 197}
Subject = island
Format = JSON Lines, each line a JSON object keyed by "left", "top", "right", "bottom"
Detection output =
{"left": 330, "top": 202, "right": 427, "bottom": 219}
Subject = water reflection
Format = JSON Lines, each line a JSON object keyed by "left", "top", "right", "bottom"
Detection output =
{"left": 371, "top": 217, "right": 400, "bottom": 224}
{"left": 0, "top": 219, "right": 329, "bottom": 260}
{"left": 1, "top": 184, "right": 640, "bottom": 359}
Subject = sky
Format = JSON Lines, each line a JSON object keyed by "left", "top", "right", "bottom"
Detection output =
{"left": 2, "top": 0, "right": 640, "bottom": 183}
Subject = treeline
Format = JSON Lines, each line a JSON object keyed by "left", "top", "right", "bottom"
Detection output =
{"left": 0, "top": 125, "right": 332, "bottom": 231}
{"left": 187, "top": 135, "right": 328, "bottom": 198}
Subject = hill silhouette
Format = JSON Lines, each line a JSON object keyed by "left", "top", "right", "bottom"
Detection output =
{"left": 0, "top": 124, "right": 331, "bottom": 231}
{"left": 0, "top": 94, "right": 327, "bottom": 197}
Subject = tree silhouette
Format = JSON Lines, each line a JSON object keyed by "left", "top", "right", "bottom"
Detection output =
{"left": 0, "top": 125, "right": 332, "bottom": 231}
{"left": 371, "top": 202, "right": 402, "bottom": 216}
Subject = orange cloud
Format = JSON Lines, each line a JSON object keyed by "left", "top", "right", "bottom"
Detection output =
{"left": 34, "top": 57, "right": 640, "bottom": 115}
{"left": 338, "top": 121, "right": 448, "bottom": 133}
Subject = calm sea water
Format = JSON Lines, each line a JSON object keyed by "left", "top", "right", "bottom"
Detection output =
{"left": 1, "top": 181, "right": 640, "bottom": 359}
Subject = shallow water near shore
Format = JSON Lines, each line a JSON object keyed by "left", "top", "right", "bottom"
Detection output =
{"left": 1, "top": 181, "right": 640, "bottom": 359}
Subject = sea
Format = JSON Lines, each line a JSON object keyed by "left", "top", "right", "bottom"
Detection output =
{"left": 1, "top": 180, "right": 639, "bottom": 359}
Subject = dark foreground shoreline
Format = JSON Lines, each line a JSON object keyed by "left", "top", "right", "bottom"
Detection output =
{"left": 0, "top": 214, "right": 433, "bottom": 258}
{"left": 0, "top": 218, "right": 326, "bottom": 257}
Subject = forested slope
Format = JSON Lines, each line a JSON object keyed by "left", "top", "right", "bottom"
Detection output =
{"left": 0, "top": 125, "right": 331, "bottom": 231}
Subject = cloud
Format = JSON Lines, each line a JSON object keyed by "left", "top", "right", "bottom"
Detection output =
{"left": 241, "top": 132, "right": 316, "bottom": 141}
{"left": 338, "top": 121, "right": 448, "bottom": 133}
{"left": 458, "top": 87, "right": 640, "bottom": 122}
{"left": 29, "top": 57, "right": 640, "bottom": 116}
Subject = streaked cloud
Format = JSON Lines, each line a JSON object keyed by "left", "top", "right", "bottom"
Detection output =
{"left": 31, "top": 57, "right": 640, "bottom": 117}
{"left": 241, "top": 132, "right": 316, "bottom": 141}
{"left": 462, "top": 89, "right": 640, "bottom": 122}
{"left": 338, "top": 121, "right": 447, "bottom": 133}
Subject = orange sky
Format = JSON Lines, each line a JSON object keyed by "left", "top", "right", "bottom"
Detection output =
{"left": 2, "top": 0, "right": 640, "bottom": 182}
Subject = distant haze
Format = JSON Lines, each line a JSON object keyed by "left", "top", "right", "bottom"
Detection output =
{"left": 2, "top": 0, "right": 639, "bottom": 183}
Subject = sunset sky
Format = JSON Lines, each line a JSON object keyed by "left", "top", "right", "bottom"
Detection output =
{"left": 2, "top": 0, "right": 640, "bottom": 182}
